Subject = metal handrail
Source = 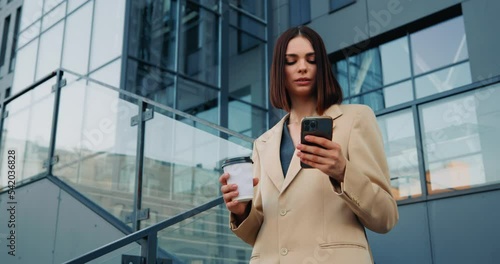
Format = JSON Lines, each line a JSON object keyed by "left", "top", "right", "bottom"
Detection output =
{"left": 63, "top": 197, "right": 224, "bottom": 264}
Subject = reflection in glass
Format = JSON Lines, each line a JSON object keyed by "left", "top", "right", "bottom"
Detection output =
{"left": 411, "top": 16, "right": 468, "bottom": 75}
{"left": 349, "top": 48, "right": 383, "bottom": 96}
{"left": 383, "top": 80, "right": 413, "bottom": 108}
{"left": 43, "top": 0, "right": 65, "bottom": 15}
{"left": 420, "top": 83, "right": 500, "bottom": 194}
{"left": 229, "top": 98, "right": 267, "bottom": 138}
{"left": 11, "top": 39, "right": 38, "bottom": 94}
{"left": 377, "top": 110, "right": 421, "bottom": 200}
{"left": 350, "top": 90, "right": 385, "bottom": 112}
{"left": 334, "top": 60, "right": 349, "bottom": 98}
{"left": 179, "top": 1, "right": 219, "bottom": 86}
{"left": 228, "top": 27, "right": 267, "bottom": 107}
{"left": 128, "top": 0, "right": 178, "bottom": 71}
{"left": 89, "top": 0, "right": 126, "bottom": 71}
{"left": 415, "top": 62, "right": 471, "bottom": 99}
{"left": 53, "top": 79, "right": 139, "bottom": 223}
{"left": 126, "top": 59, "right": 175, "bottom": 107}
{"left": 62, "top": 1, "right": 92, "bottom": 75}
{"left": 36, "top": 21, "right": 63, "bottom": 79}
{"left": 177, "top": 78, "right": 219, "bottom": 126}
{"left": 230, "top": 0, "right": 265, "bottom": 19}
{"left": 158, "top": 204, "right": 252, "bottom": 263}
{"left": 0, "top": 77, "right": 57, "bottom": 186}
{"left": 380, "top": 36, "right": 411, "bottom": 85}
{"left": 141, "top": 106, "right": 250, "bottom": 227}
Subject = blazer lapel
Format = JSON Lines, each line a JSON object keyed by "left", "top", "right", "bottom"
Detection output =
{"left": 257, "top": 115, "right": 287, "bottom": 191}
{"left": 280, "top": 104, "right": 344, "bottom": 194}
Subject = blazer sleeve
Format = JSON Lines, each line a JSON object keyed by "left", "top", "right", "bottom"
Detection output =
{"left": 332, "top": 105, "right": 399, "bottom": 233}
{"left": 228, "top": 142, "right": 264, "bottom": 245}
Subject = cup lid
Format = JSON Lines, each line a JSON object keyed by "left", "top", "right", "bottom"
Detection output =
{"left": 221, "top": 156, "right": 253, "bottom": 168}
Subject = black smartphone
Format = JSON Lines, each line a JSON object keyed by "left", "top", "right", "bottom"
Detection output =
{"left": 300, "top": 116, "right": 333, "bottom": 168}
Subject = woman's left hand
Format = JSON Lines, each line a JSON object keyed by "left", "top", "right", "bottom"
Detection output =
{"left": 296, "top": 135, "right": 346, "bottom": 183}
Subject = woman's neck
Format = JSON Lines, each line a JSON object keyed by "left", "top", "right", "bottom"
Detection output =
{"left": 288, "top": 97, "right": 318, "bottom": 124}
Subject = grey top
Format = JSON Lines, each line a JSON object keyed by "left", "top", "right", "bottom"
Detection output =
{"left": 280, "top": 118, "right": 295, "bottom": 177}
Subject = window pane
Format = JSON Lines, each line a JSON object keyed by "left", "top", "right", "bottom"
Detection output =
{"left": 18, "top": 21, "right": 40, "bottom": 48}
{"left": 411, "top": 16, "right": 468, "bottom": 75}
{"left": 384, "top": 80, "right": 413, "bottom": 108}
{"left": 380, "top": 36, "right": 411, "bottom": 85}
{"left": 62, "top": 1, "right": 92, "bottom": 75}
{"left": 378, "top": 109, "right": 421, "bottom": 200}
{"left": 89, "top": 58, "right": 122, "bottom": 88}
{"left": 229, "top": 99, "right": 267, "bottom": 138}
{"left": 334, "top": 59, "right": 349, "bottom": 98}
{"left": 128, "top": 0, "right": 178, "bottom": 71}
{"left": 20, "top": 0, "right": 43, "bottom": 30}
{"left": 41, "top": 1, "right": 66, "bottom": 31}
{"left": 68, "top": 0, "right": 88, "bottom": 14}
{"left": 330, "top": 0, "right": 356, "bottom": 12}
{"left": 230, "top": 0, "right": 265, "bottom": 19}
{"left": 420, "top": 83, "right": 500, "bottom": 195}
{"left": 289, "top": 0, "right": 310, "bottom": 26}
{"left": 9, "top": 7, "right": 22, "bottom": 72}
{"left": 43, "top": 0, "right": 65, "bottom": 15}
{"left": 11, "top": 39, "right": 38, "bottom": 94}
{"left": 356, "top": 89, "right": 385, "bottom": 112}
{"left": 177, "top": 78, "right": 219, "bottom": 125}
{"left": 179, "top": 1, "right": 219, "bottom": 86}
{"left": 229, "top": 27, "right": 267, "bottom": 107}
{"left": 125, "top": 59, "right": 175, "bottom": 107}
{"left": 415, "top": 62, "right": 471, "bottom": 99}
{"left": 36, "top": 21, "right": 63, "bottom": 79}
{"left": 89, "top": 0, "right": 126, "bottom": 71}
{"left": 349, "top": 48, "right": 383, "bottom": 96}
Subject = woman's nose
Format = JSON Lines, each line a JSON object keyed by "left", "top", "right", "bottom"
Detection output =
{"left": 298, "top": 59, "right": 307, "bottom": 72}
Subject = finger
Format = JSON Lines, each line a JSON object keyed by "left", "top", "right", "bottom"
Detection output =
{"left": 297, "top": 151, "right": 334, "bottom": 166}
{"left": 220, "top": 183, "right": 237, "bottom": 194}
{"left": 303, "top": 135, "right": 335, "bottom": 149}
{"left": 219, "top": 173, "right": 229, "bottom": 185}
{"left": 223, "top": 191, "right": 239, "bottom": 203}
{"left": 253, "top": 178, "right": 259, "bottom": 186}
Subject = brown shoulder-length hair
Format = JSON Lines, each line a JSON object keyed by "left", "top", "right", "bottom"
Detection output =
{"left": 270, "top": 26, "right": 343, "bottom": 114}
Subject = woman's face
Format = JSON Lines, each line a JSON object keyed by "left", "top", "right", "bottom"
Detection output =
{"left": 284, "top": 36, "right": 317, "bottom": 99}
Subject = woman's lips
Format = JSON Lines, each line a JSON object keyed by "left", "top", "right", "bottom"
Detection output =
{"left": 295, "top": 78, "right": 312, "bottom": 85}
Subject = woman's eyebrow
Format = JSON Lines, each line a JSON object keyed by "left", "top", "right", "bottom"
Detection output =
{"left": 285, "top": 52, "right": 315, "bottom": 57}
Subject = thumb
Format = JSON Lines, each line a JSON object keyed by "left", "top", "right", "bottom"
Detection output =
{"left": 253, "top": 178, "right": 259, "bottom": 186}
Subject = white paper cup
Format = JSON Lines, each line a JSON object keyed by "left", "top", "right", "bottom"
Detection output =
{"left": 222, "top": 156, "right": 254, "bottom": 202}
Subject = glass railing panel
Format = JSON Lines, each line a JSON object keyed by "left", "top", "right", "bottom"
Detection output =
{"left": 85, "top": 243, "right": 141, "bottom": 264}
{"left": 52, "top": 78, "right": 139, "bottom": 224}
{"left": 141, "top": 104, "right": 252, "bottom": 228}
{"left": 157, "top": 204, "right": 252, "bottom": 263}
{"left": 0, "top": 76, "right": 57, "bottom": 188}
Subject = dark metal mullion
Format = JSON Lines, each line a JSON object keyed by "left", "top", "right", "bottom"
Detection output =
{"left": 142, "top": 233, "right": 158, "bottom": 264}
{"left": 119, "top": 0, "right": 132, "bottom": 92}
{"left": 265, "top": 0, "right": 272, "bottom": 130}
{"left": 47, "top": 70, "right": 64, "bottom": 175}
{"left": 228, "top": 96, "right": 267, "bottom": 112}
{"left": 132, "top": 100, "right": 147, "bottom": 231}
{"left": 219, "top": 0, "right": 229, "bottom": 133}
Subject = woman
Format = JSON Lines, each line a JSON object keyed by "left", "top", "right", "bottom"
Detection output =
{"left": 219, "top": 26, "right": 398, "bottom": 263}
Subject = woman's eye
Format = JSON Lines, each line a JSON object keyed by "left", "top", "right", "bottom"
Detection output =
{"left": 308, "top": 60, "right": 316, "bottom": 64}
{"left": 285, "top": 61, "right": 296, "bottom": 65}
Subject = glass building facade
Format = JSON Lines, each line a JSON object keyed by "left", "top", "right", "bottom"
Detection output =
{"left": 1, "top": 0, "right": 500, "bottom": 263}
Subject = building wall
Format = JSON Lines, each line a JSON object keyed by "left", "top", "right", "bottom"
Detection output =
{"left": 0, "top": 0, "right": 22, "bottom": 98}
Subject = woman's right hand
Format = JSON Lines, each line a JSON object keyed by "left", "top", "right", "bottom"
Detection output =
{"left": 219, "top": 173, "right": 259, "bottom": 218}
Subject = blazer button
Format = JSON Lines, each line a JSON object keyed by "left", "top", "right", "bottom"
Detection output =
{"left": 280, "top": 209, "right": 287, "bottom": 216}
{"left": 280, "top": 248, "right": 288, "bottom": 256}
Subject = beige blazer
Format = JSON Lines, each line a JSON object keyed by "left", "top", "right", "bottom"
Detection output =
{"left": 230, "top": 104, "right": 399, "bottom": 264}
